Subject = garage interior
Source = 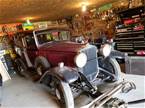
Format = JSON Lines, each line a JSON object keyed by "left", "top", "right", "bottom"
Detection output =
{"left": 0, "top": 0, "right": 145, "bottom": 108}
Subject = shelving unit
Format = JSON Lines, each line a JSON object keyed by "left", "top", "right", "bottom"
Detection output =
{"left": 115, "top": 6, "right": 145, "bottom": 56}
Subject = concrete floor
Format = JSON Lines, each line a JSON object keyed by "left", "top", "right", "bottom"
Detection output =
{"left": 1, "top": 74, "right": 145, "bottom": 108}
{"left": 1, "top": 75, "right": 93, "bottom": 108}
{"left": 2, "top": 75, "right": 60, "bottom": 108}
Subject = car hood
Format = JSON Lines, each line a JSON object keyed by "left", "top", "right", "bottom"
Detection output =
{"left": 39, "top": 41, "right": 87, "bottom": 53}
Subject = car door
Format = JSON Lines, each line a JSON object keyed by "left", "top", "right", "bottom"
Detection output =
{"left": 24, "top": 33, "right": 38, "bottom": 65}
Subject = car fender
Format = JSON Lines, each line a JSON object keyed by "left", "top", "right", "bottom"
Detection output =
{"left": 39, "top": 66, "right": 79, "bottom": 84}
{"left": 110, "top": 50, "right": 128, "bottom": 59}
{"left": 34, "top": 56, "right": 51, "bottom": 69}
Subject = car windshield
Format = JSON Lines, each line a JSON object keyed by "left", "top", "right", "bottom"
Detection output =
{"left": 36, "top": 30, "right": 70, "bottom": 45}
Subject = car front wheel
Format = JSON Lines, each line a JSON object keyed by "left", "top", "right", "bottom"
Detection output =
{"left": 98, "top": 57, "right": 122, "bottom": 82}
{"left": 54, "top": 78, "right": 74, "bottom": 108}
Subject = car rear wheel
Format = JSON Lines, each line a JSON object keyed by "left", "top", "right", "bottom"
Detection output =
{"left": 35, "top": 57, "right": 50, "bottom": 76}
{"left": 36, "top": 64, "right": 44, "bottom": 76}
{"left": 14, "top": 58, "right": 27, "bottom": 77}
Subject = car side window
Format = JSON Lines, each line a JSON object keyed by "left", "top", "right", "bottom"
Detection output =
{"left": 51, "top": 32, "right": 59, "bottom": 41}
{"left": 37, "top": 33, "right": 53, "bottom": 44}
{"left": 59, "top": 31, "right": 70, "bottom": 40}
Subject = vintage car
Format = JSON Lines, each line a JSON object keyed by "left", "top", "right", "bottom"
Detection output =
{"left": 13, "top": 27, "right": 128, "bottom": 108}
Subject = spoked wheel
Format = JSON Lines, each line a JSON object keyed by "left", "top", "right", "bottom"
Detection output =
{"left": 98, "top": 57, "right": 122, "bottom": 82}
{"left": 14, "top": 58, "right": 27, "bottom": 77}
{"left": 53, "top": 78, "right": 74, "bottom": 108}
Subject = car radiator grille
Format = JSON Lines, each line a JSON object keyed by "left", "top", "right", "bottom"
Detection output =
{"left": 80, "top": 45, "right": 99, "bottom": 81}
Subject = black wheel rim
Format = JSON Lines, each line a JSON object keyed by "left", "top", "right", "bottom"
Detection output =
{"left": 54, "top": 78, "right": 65, "bottom": 105}
{"left": 99, "top": 58, "right": 116, "bottom": 82}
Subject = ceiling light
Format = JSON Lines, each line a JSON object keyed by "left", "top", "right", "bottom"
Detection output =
{"left": 82, "top": 3, "right": 87, "bottom": 12}
{"left": 75, "top": 14, "right": 79, "bottom": 17}
{"left": 121, "top": 2, "right": 124, "bottom": 5}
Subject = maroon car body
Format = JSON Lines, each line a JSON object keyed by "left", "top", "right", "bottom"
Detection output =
{"left": 19, "top": 28, "right": 90, "bottom": 70}
{"left": 37, "top": 41, "right": 86, "bottom": 67}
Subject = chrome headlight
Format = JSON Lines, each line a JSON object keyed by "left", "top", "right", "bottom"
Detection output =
{"left": 100, "top": 44, "right": 111, "bottom": 57}
{"left": 74, "top": 53, "right": 87, "bottom": 68}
